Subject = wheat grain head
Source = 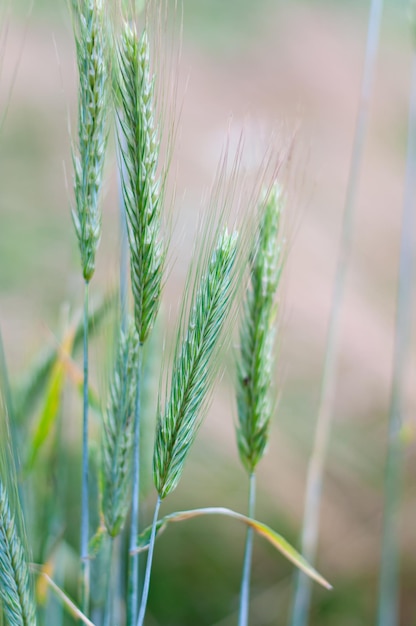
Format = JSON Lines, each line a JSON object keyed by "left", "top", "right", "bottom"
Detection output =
{"left": 71, "top": 0, "right": 108, "bottom": 283}
{"left": 154, "top": 229, "right": 239, "bottom": 500}
{"left": 0, "top": 480, "right": 36, "bottom": 626}
{"left": 115, "top": 23, "right": 165, "bottom": 344}
{"left": 102, "top": 321, "right": 140, "bottom": 537}
{"left": 236, "top": 184, "right": 285, "bottom": 473}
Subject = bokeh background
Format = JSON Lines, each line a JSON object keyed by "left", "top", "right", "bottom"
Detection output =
{"left": 1, "top": 0, "right": 416, "bottom": 624}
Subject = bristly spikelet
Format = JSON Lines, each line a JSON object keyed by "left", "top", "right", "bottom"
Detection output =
{"left": 154, "top": 229, "right": 239, "bottom": 500}
{"left": 102, "top": 321, "right": 140, "bottom": 537}
{"left": 236, "top": 184, "right": 284, "bottom": 473}
{"left": 0, "top": 480, "right": 37, "bottom": 626}
{"left": 116, "top": 24, "right": 164, "bottom": 344}
{"left": 71, "top": 0, "right": 108, "bottom": 283}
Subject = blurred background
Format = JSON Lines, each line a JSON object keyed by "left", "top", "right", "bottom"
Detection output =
{"left": 1, "top": 0, "right": 416, "bottom": 624}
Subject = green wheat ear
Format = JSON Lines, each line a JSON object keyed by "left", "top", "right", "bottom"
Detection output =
{"left": 154, "top": 228, "right": 239, "bottom": 500}
{"left": 71, "top": 0, "right": 108, "bottom": 283}
{"left": 116, "top": 23, "right": 165, "bottom": 344}
{"left": 0, "top": 480, "right": 37, "bottom": 626}
{"left": 236, "top": 184, "right": 285, "bottom": 473}
{"left": 102, "top": 321, "right": 140, "bottom": 538}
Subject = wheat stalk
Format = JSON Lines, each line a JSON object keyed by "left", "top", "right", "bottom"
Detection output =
{"left": 0, "top": 480, "right": 36, "bottom": 626}
{"left": 115, "top": 23, "right": 166, "bottom": 624}
{"left": 135, "top": 228, "right": 239, "bottom": 626}
{"left": 236, "top": 184, "right": 284, "bottom": 626}
{"left": 377, "top": 19, "right": 416, "bottom": 626}
{"left": 290, "top": 1, "right": 384, "bottom": 623}
{"left": 70, "top": 0, "right": 109, "bottom": 615}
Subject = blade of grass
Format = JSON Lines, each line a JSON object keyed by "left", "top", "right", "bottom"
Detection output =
{"left": 31, "top": 567, "right": 95, "bottom": 626}
{"left": 377, "top": 40, "right": 416, "bottom": 626}
{"left": 13, "top": 293, "right": 114, "bottom": 423}
{"left": 135, "top": 506, "right": 331, "bottom": 590}
{"left": 290, "top": 1, "right": 384, "bottom": 624}
{"left": 25, "top": 328, "right": 75, "bottom": 472}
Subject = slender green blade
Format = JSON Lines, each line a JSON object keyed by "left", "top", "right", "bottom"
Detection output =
{"left": 136, "top": 506, "right": 332, "bottom": 590}
{"left": 24, "top": 330, "right": 75, "bottom": 471}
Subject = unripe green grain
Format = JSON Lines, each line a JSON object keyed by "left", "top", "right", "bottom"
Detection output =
{"left": 154, "top": 229, "right": 239, "bottom": 499}
{"left": 102, "top": 321, "right": 140, "bottom": 538}
{"left": 0, "top": 480, "right": 36, "bottom": 626}
{"left": 116, "top": 25, "right": 164, "bottom": 344}
{"left": 236, "top": 185, "right": 284, "bottom": 473}
{"left": 72, "top": 0, "right": 108, "bottom": 282}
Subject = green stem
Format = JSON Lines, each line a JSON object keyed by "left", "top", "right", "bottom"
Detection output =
{"left": 127, "top": 349, "right": 143, "bottom": 626}
{"left": 81, "top": 281, "right": 90, "bottom": 616}
{"left": 376, "top": 48, "right": 416, "bottom": 626}
{"left": 136, "top": 496, "right": 161, "bottom": 626}
{"left": 238, "top": 473, "right": 256, "bottom": 626}
{"left": 103, "top": 538, "right": 114, "bottom": 626}
{"left": 290, "top": 1, "right": 383, "bottom": 624}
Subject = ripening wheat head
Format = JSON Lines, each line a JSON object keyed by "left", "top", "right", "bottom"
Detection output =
{"left": 0, "top": 480, "right": 37, "bottom": 626}
{"left": 236, "top": 184, "right": 285, "bottom": 473}
{"left": 154, "top": 228, "right": 239, "bottom": 500}
{"left": 102, "top": 321, "right": 140, "bottom": 537}
{"left": 116, "top": 23, "right": 164, "bottom": 344}
{"left": 71, "top": 0, "right": 108, "bottom": 283}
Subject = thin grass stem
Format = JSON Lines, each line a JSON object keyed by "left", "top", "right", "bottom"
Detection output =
{"left": 81, "top": 281, "right": 90, "bottom": 616}
{"left": 290, "top": 1, "right": 384, "bottom": 624}
{"left": 103, "top": 538, "right": 114, "bottom": 626}
{"left": 32, "top": 567, "right": 95, "bottom": 626}
{"left": 235, "top": 184, "right": 284, "bottom": 623}
{"left": 238, "top": 472, "right": 256, "bottom": 626}
{"left": 376, "top": 47, "right": 416, "bottom": 626}
{"left": 136, "top": 496, "right": 161, "bottom": 626}
{"left": 127, "top": 348, "right": 143, "bottom": 626}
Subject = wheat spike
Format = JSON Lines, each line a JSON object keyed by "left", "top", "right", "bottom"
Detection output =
{"left": 116, "top": 24, "right": 164, "bottom": 344}
{"left": 236, "top": 185, "right": 284, "bottom": 473}
{"left": 0, "top": 480, "right": 37, "bottom": 626}
{"left": 71, "top": 0, "right": 108, "bottom": 282}
{"left": 154, "top": 229, "right": 239, "bottom": 499}
{"left": 102, "top": 321, "right": 140, "bottom": 537}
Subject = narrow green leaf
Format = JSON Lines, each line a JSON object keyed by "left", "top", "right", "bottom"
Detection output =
{"left": 13, "top": 292, "right": 115, "bottom": 422}
{"left": 25, "top": 329, "right": 76, "bottom": 471}
{"left": 25, "top": 361, "right": 65, "bottom": 472}
{"left": 31, "top": 566, "right": 96, "bottom": 626}
{"left": 135, "top": 506, "right": 332, "bottom": 590}
{"left": 88, "top": 525, "right": 107, "bottom": 559}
